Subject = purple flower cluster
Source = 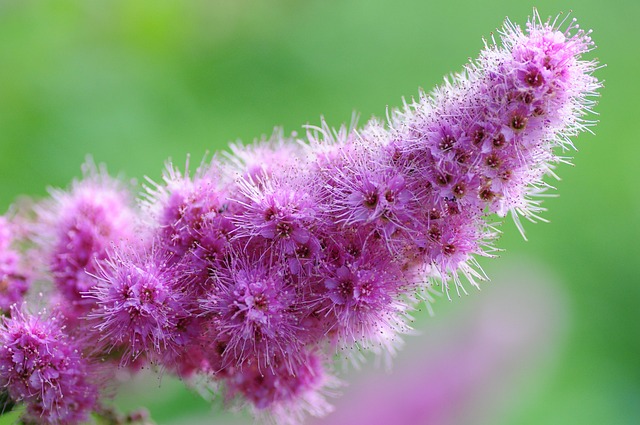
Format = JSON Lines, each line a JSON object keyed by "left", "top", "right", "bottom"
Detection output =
{"left": 0, "top": 306, "right": 98, "bottom": 424}
{"left": 0, "top": 13, "right": 599, "bottom": 425}
{"left": 36, "top": 161, "right": 136, "bottom": 323}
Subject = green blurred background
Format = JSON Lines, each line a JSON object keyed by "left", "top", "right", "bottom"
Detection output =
{"left": 0, "top": 0, "right": 638, "bottom": 424}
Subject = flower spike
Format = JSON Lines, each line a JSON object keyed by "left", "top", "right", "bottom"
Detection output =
{"left": 1, "top": 12, "right": 599, "bottom": 425}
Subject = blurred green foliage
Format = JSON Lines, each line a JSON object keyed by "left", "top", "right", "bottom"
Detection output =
{"left": 1, "top": 0, "right": 638, "bottom": 424}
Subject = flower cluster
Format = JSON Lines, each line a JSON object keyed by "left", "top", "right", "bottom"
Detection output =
{"left": 0, "top": 13, "right": 599, "bottom": 425}
{"left": 0, "top": 307, "right": 98, "bottom": 424}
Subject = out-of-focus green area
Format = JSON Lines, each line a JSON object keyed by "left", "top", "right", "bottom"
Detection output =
{"left": 0, "top": 0, "right": 638, "bottom": 424}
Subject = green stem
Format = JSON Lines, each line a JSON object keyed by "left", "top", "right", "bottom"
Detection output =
{"left": 0, "top": 390, "right": 16, "bottom": 416}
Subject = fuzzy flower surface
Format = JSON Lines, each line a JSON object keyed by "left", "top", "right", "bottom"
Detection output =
{"left": 86, "top": 247, "right": 191, "bottom": 364}
{"left": 38, "top": 162, "right": 136, "bottom": 320}
{"left": 221, "top": 351, "right": 335, "bottom": 425}
{"left": 0, "top": 307, "right": 98, "bottom": 424}
{"left": 201, "top": 254, "right": 311, "bottom": 375}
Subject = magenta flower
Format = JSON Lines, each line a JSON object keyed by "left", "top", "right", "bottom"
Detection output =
{"left": 394, "top": 14, "right": 598, "bottom": 226}
{"left": 36, "top": 161, "right": 136, "bottom": 320}
{"left": 318, "top": 242, "right": 412, "bottom": 354}
{"left": 327, "top": 155, "right": 415, "bottom": 240}
{"left": 0, "top": 306, "right": 98, "bottom": 424}
{"left": 142, "top": 162, "right": 237, "bottom": 296}
{"left": 0, "top": 12, "right": 600, "bottom": 425}
{"left": 222, "top": 351, "right": 335, "bottom": 425}
{"left": 86, "top": 246, "right": 191, "bottom": 365}
{"left": 202, "top": 255, "right": 310, "bottom": 373}
{"left": 232, "top": 177, "right": 322, "bottom": 270}
{"left": 143, "top": 163, "right": 229, "bottom": 258}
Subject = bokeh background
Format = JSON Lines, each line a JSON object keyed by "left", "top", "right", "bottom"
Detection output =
{"left": 1, "top": 0, "right": 638, "bottom": 424}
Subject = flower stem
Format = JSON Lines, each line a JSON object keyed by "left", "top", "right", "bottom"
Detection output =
{"left": 0, "top": 390, "right": 16, "bottom": 416}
